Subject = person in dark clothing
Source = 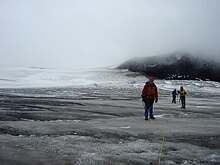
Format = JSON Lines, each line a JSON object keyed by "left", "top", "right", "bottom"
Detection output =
{"left": 172, "top": 89, "right": 178, "bottom": 103}
{"left": 178, "top": 86, "right": 187, "bottom": 109}
{"left": 141, "top": 76, "right": 158, "bottom": 120}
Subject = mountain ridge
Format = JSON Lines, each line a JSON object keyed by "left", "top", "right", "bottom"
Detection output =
{"left": 118, "top": 52, "right": 220, "bottom": 82}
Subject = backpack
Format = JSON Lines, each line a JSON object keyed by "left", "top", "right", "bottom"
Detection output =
{"left": 142, "top": 82, "right": 157, "bottom": 100}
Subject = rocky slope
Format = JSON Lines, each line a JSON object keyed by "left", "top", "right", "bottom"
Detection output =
{"left": 118, "top": 52, "right": 220, "bottom": 82}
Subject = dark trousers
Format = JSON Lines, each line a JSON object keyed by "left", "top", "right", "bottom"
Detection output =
{"left": 180, "top": 96, "right": 186, "bottom": 108}
{"left": 144, "top": 100, "right": 154, "bottom": 118}
{"left": 172, "top": 96, "right": 176, "bottom": 103}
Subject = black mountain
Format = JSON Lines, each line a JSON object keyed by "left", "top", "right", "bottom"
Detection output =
{"left": 118, "top": 53, "right": 220, "bottom": 82}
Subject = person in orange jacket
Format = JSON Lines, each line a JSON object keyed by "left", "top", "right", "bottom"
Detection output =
{"left": 141, "top": 75, "right": 158, "bottom": 120}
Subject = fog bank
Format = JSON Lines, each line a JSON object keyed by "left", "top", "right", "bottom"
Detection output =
{"left": 1, "top": 0, "right": 220, "bottom": 69}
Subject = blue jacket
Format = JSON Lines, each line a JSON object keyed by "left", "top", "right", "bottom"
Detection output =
{"left": 172, "top": 89, "right": 178, "bottom": 97}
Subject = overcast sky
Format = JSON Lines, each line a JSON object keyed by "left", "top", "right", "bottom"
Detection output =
{"left": 1, "top": 0, "right": 220, "bottom": 69}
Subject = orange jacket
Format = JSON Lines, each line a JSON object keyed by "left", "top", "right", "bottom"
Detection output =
{"left": 141, "top": 81, "right": 158, "bottom": 100}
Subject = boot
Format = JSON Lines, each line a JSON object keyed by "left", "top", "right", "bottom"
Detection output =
{"left": 150, "top": 116, "right": 156, "bottom": 120}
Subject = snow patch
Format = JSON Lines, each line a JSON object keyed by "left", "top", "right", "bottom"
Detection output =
{"left": 49, "top": 120, "right": 82, "bottom": 123}
{"left": 120, "top": 126, "right": 131, "bottom": 129}
{"left": 154, "top": 114, "right": 165, "bottom": 118}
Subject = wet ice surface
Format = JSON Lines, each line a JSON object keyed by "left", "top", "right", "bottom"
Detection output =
{"left": 0, "top": 67, "right": 220, "bottom": 165}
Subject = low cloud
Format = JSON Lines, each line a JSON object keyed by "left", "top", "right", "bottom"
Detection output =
{"left": 0, "top": 0, "right": 220, "bottom": 69}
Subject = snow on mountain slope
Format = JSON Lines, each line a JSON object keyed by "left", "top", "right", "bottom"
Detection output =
{"left": 0, "top": 67, "right": 98, "bottom": 88}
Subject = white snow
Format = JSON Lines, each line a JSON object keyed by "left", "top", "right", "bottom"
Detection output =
{"left": 154, "top": 114, "right": 166, "bottom": 118}
{"left": 148, "top": 64, "right": 157, "bottom": 68}
{"left": 0, "top": 67, "right": 220, "bottom": 96}
{"left": 120, "top": 126, "right": 131, "bottom": 129}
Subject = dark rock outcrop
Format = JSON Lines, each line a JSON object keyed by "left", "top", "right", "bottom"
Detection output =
{"left": 118, "top": 52, "right": 220, "bottom": 82}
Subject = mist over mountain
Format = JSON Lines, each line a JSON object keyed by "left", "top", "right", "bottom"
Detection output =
{"left": 118, "top": 52, "right": 220, "bottom": 82}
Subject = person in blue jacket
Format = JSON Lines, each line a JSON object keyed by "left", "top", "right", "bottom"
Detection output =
{"left": 172, "top": 89, "right": 178, "bottom": 103}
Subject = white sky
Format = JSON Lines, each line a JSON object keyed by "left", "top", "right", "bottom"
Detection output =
{"left": 1, "top": 0, "right": 220, "bottom": 69}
